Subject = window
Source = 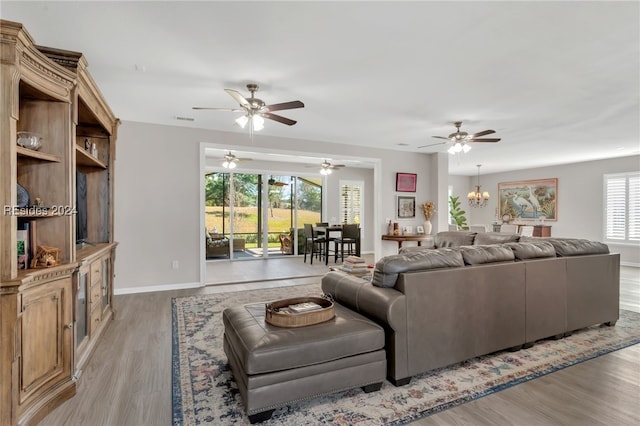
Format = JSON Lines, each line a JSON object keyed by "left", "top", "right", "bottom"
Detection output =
{"left": 339, "top": 180, "right": 363, "bottom": 225}
{"left": 604, "top": 172, "right": 640, "bottom": 243}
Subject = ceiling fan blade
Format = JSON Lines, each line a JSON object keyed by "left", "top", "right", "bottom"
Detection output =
{"left": 265, "top": 100, "right": 305, "bottom": 112}
{"left": 331, "top": 164, "right": 345, "bottom": 169}
{"left": 470, "top": 129, "right": 496, "bottom": 138}
{"left": 419, "top": 141, "right": 448, "bottom": 148}
{"left": 192, "top": 107, "right": 242, "bottom": 111}
{"left": 469, "top": 138, "right": 501, "bottom": 143}
{"left": 431, "top": 136, "right": 451, "bottom": 140}
{"left": 268, "top": 178, "right": 287, "bottom": 186}
{"left": 224, "top": 88, "right": 251, "bottom": 108}
{"left": 263, "top": 112, "right": 297, "bottom": 126}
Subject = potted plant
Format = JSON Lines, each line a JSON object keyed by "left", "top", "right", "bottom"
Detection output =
{"left": 449, "top": 195, "right": 468, "bottom": 230}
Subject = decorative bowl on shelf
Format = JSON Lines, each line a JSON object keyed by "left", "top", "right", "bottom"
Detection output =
{"left": 17, "top": 131, "right": 43, "bottom": 151}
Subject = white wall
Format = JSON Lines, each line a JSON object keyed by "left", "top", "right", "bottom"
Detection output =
{"left": 114, "top": 121, "right": 438, "bottom": 292}
{"left": 449, "top": 155, "right": 640, "bottom": 266}
{"left": 114, "top": 121, "right": 638, "bottom": 293}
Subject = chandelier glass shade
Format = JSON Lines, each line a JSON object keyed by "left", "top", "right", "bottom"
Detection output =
{"left": 235, "top": 113, "right": 264, "bottom": 131}
{"left": 468, "top": 164, "right": 489, "bottom": 208}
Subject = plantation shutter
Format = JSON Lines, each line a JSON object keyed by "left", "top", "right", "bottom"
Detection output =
{"left": 629, "top": 174, "right": 640, "bottom": 241}
{"left": 339, "top": 181, "right": 363, "bottom": 225}
{"left": 604, "top": 172, "right": 640, "bottom": 242}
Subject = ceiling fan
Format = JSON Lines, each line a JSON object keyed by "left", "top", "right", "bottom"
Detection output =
{"left": 193, "top": 83, "right": 304, "bottom": 131}
{"left": 268, "top": 177, "right": 288, "bottom": 187}
{"left": 217, "top": 151, "right": 251, "bottom": 169}
{"left": 419, "top": 121, "right": 501, "bottom": 154}
{"left": 319, "top": 159, "right": 344, "bottom": 175}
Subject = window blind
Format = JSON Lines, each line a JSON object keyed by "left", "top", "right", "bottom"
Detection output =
{"left": 604, "top": 172, "right": 640, "bottom": 243}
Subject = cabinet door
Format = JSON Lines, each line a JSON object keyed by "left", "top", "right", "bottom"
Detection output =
{"left": 76, "top": 269, "right": 89, "bottom": 351}
{"left": 101, "top": 255, "right": 111, "bottom": 311}
{"left": 20, "top": 277, "right": 73, "bottom": 403}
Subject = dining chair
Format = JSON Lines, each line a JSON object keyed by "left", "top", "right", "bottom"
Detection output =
{"left": 303, "top": 224, "right": 325, "bottom": 264}
{"left": 334, "top": 223, "right": 359, "bottom": 262}
{"left": 315, "top": 222, "right": 328, "bottom": 237}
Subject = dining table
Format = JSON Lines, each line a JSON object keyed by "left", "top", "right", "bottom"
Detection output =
{"left": 315, "top": 225, "right": 361, "bottom": 265}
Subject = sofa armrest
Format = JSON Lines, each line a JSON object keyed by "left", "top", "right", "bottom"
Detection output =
{"left": 321, "top": 271, "right": 406, "bottom": 331}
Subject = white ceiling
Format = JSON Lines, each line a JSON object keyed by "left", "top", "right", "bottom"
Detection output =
{"left": 3, "top": 1, "right": 639, "bottom": 175}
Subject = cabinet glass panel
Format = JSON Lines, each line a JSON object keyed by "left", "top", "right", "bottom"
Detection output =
{"left": 102, "top": 257, "right": 110, "bottom": 310}
{"left": 76, "top": 273, "right": 87, "bottom": 347}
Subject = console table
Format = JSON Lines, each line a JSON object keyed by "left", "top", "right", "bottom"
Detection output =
{"left": 382, "top": 234, "right": 434, "bottom": 252}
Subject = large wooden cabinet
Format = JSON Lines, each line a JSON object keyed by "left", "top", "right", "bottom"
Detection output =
{"left": 1, "top": 20, "right": 118, "bottom": 425}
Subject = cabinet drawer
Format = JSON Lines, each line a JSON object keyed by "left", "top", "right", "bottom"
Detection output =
{"left": 90, "top": 283, "right": 101, "bottom": 307}
{"left": 90, "top": 260, "right": 102, "bottom": 286}
{"left": 90, "top": 305, "right": 102, "bottom": 334}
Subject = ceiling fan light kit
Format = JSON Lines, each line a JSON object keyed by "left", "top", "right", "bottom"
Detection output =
{"left": 222, "top": 160, "right": 237, "bottom": 169}
{"left": 448, "top": 141, "right": 472, "bottom": 155}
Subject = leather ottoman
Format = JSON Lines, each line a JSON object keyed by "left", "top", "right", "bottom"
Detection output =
{"left": 223, "top": 302, "right": 386, "bottom": 423}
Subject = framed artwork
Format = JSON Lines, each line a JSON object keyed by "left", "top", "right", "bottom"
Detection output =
{"left": 396, "top": 172, "right": 417, "bottom": 192}
{"left": 397, "top": 196, "right": 416, "bottom": 218}
{"left": 498, "top": 178, "right": 558, "bottom": 221}
{"left": 416, "top": 225, "right": 425, "bottom": 234}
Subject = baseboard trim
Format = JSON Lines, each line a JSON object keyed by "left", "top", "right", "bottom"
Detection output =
{"left": 621, "top": 261, "right": 640, "bottom": 268}
{"left": 115, "top": 281, "right": 203, "bottom": 295}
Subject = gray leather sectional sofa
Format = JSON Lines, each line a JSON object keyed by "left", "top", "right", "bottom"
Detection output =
{"left": 321, "top": 232, "right": 620, "bottom": 385}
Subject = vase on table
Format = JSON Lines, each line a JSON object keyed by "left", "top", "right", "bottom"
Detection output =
{"left": 424, "top": 220, "right": 432, "bottom": 235}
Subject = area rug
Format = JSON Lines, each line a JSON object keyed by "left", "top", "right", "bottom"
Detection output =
{"left": 172, "top": 284, "right": 640, "bottom": 425}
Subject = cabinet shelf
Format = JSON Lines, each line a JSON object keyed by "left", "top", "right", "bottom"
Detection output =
{"left": 75, "top": 146, "right": 107, "bottom": 169}
{"left": 17, "top": 146, "right": 61, "bottom": 162}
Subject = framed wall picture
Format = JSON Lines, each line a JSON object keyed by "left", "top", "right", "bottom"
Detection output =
{"left": 498, "top": 178, "right": 558, "bottom": 221}
{"left": 396, "top": 172, "right": 417, "bottom": 192}
{"left": 397, "top": 196, "right": 416, "bottom": 218}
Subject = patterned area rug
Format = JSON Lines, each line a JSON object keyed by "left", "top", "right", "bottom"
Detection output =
{"left": 172, "top": 284, "right": 640, "bottom": 425}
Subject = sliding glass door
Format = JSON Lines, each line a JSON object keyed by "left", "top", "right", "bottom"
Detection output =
{"left": 205, "top": 172, "right": 321, "bottom": 259}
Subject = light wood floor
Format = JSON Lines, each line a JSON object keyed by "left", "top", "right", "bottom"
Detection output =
{"left": 40, "top": 265, "right": 640, "bottom": 426}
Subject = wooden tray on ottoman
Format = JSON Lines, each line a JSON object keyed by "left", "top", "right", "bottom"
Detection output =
{"left": 265, "top": 296, "right": 334, "bottom": 328}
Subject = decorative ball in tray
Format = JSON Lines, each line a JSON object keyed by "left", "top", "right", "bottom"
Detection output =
{"left": 265, "top": 296, "right": 334, "bottom": 328}
{"left": 17, "top": 131, "right": 43, "bottom": 151}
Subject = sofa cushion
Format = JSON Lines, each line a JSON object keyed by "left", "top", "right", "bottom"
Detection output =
{"left": 537, "top": 238, "right": 610, "bottom": 256}
{"left": 434, "top": 231, "right": 477, "bottom": 248}
{"left": 459, "top": 245, "right": 515, "bottom": 265}
{"left": 504, "top": 241, "right": 556, "bottom": 260}
{"left": 474, "top": 232, "right": 520, "bottom": 245}
{"left": 398, "top": 246, "right": 435, "bottom": 254}
{"left": 372, "top": 248, "right": 464, "bottom": 288}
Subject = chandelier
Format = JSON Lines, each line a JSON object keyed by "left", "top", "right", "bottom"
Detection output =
{"left": 468, "top": 164, "right": 490, "bottom": 207}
